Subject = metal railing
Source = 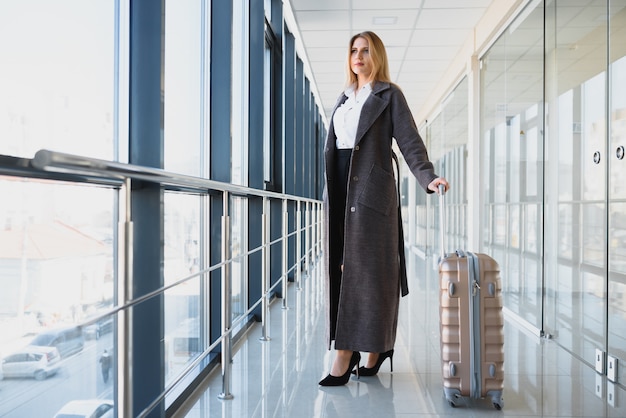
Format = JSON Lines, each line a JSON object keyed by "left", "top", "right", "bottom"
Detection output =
{"left": 0, "top": 150, "right": 323, "bottom": 417}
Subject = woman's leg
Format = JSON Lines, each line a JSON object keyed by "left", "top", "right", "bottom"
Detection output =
{"left": 327, "top": 149, "right": 354, "bottom": 379}
{"left": 330, "top": 349, "right": 354, "bottom": 376}
{"left": 365, "top": 352, "right": 380, "bottom": 368}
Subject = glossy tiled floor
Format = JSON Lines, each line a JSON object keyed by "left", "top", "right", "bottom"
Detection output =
{"left": 172, "top": 253, "right": 626, "bottom": 417}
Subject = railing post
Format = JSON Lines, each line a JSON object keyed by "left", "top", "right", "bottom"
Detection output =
{"left": 311, "top": 202, "right": 317, "bottom": 260}
{"left": 260, "top": 197, "right": 271, "bottom": 341}
{"left": 219, "top": 192, "right": 233, "bottom": 400}
{"left": 316, "top": 202, "right": 322, "bottom": 257}
{"left": 118, "top": 178, "right": 133, "bottom": 418}
{"left": 281, "top": 199, "right": 289, "bottom": 310}
{"left": 306, "top": 201, "right": 312, "bottom": 273}
{"left": 296, "top": 200, "right": 302, "bottom": 290}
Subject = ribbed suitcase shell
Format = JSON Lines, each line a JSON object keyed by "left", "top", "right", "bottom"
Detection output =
{"left": 439, "top": 251, "right": 504, "bottom": 409}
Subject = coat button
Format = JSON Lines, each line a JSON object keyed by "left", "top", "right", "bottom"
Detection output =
{"left": 355, "top": 145, "right": 360, "bottom": 151}
{"left": 350, "top": 207, "right": 356, "bottom": 212}
{"left": 352, "top": 176, "right": 358, "bottom": 181}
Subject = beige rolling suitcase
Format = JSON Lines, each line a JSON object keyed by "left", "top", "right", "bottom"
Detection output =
{"left": 437, "top": 187, "right": 504, "bottom": 409}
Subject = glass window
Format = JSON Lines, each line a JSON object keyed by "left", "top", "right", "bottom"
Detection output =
{"left": 265, "top": 0, "right": 272, "bottom": 20}
{"left": 0, "top": 2, "right": 122, "bottom": 414}
{"left": 263, "top": 22, "right": 280, "bottom": 190}
{"left": 0, "top": 1, "right": 116, "bottom": 160}
{"left": 264, "top": 42, "right": 272, "bottom": 184}
{"left": 0, "top": 180, "right": 116, "bottom": 417}
{"left": 163, "top": 193, "right": 202, "bottom": 384}
{"left": 232, "top": 0, "right": 250, "bottom": 186}
{"left": 230, "top": 196, "right": 248, "bottom": 333}
{"left": 164, "top": 0, "right": 207, "bottom": 176}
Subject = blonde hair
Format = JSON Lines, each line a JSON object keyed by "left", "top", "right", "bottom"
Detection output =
{"left": 345, "top": 31, "right": 392, "bottom": 87}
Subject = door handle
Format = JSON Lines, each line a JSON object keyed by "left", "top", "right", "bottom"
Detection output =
{"left": 617, "top": 146, "right": 624, "bottom": 160}
{"left": 593, "top": 151, "right": 601, "bottom": 164}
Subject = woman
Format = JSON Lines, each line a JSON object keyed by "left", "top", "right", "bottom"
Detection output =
{"left": 319, "top": 31, "right": 449, "bottom": 387}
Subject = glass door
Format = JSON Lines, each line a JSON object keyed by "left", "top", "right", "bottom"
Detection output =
{"left": 479, "top": 0, "right": 545, "bottom": 331}
{"left": 607, "top": 0, "right": 626, "bottom": 385}
{"left": 543, "top": 0, "right": 609, "bottom": 366}
{"left": 545, "top": 0, "right": 626, "bottom": 387}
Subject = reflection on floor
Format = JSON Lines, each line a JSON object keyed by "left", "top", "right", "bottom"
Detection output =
{"left": 172, "top": 252, "right": 626, "bottom": 418}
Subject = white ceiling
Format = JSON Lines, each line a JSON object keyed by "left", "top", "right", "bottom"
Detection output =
{"left": 286, "top": 0, "right": 497, "bottom": 123}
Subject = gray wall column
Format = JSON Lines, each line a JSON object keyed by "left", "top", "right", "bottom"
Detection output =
{"left": 209, "top": 0, "right": 232, "bottom": 345}
{"left": 128, "top": 0, "right": 165, "bottom": 416}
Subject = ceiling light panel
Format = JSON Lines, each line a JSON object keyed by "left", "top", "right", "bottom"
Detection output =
{"left": 372, "top": 16, "right": 398, "bottom": 25}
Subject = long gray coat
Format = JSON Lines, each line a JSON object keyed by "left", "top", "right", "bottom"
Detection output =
{"left": 323, "top": 81, "right": 438, "bottom": 353}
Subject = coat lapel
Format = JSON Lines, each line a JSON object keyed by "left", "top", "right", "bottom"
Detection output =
{"left": 325, "top": 93, "right": 348, "bottom": 149}
{"left": 354, "top": 82, "right": 391, "bottom": 146}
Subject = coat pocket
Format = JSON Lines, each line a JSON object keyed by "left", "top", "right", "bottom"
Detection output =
{"left": 358, "top": 164, "right": 396, "bottom": 216}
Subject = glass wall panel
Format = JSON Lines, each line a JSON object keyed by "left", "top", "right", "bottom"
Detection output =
{"left": 232, "top": 0, "right": 250, "bottom": 186}
{"left": 0, "top": 1, "right": 116, "bottom": 159}
{"left": 414, "top": 116, "right": 442, "bottom": 253}
{"left": 439, "top": 79, "right": 468, "bottom": 252}
{"left": 164, "top": 0, "right": 205, "bottom": 176}
{"left": 480, "top": 0, "right": 544, "bottom": 329}
{"left": 0, "top": 180, "right": 116, "bottom": 417}
{"left": 230, "top": 196, "right": 247, "bottom": 334}
{"left": 0, "top": 2, "right": 120, "bottom": 416}
{"left": 263, "top": 20, "right": 280, "bottom": 190}
{"left": 608, "top": 0, "right": 626, "bottom": 385}
{"left": 264, "top": 43, "right": 272, "bottom": 184}
{"left": 544, "top": 0, "right": 608, "bottom": 365}
{"left": 163, "top": 193, "right": 202, "bottom": 384}
{"left": 411, "top": 77, "right": 468, "bottom": 256}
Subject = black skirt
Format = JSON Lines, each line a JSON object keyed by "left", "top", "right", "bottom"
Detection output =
{"left": 331, "top": 148, "right": 352, "bottom": 261}
{"left": 328, "top": 148, "right": 352, "bottom": 340}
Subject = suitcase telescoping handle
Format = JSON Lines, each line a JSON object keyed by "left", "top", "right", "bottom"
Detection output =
{"left": 438, "top": 183, "right": 446, "bottom": 259}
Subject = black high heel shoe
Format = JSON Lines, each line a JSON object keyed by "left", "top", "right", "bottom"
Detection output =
{"left": 352, "top": 349, "right": 394, "bottom": 376}
{"left": 318, "top": 351, "right": 361, "bottom": 386}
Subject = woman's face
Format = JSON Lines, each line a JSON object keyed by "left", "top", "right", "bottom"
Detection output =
{"left": 350, "top": 37, "right": 372, "bottom": 80}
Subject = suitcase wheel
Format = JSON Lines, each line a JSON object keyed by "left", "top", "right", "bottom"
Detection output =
{"left": 491, "top": 396, "right": 504, "bottom": 410}
{"left": 446, "top": 393, "right": 460, "bottom": 407}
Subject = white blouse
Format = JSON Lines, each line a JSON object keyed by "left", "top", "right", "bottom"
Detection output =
{"left": 333, "top": 83, "right": 372, "bottom": 149}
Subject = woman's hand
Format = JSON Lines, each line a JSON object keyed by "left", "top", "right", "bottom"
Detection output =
{"left": 428, "top": 178, "right": 449, "bottom": 194}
